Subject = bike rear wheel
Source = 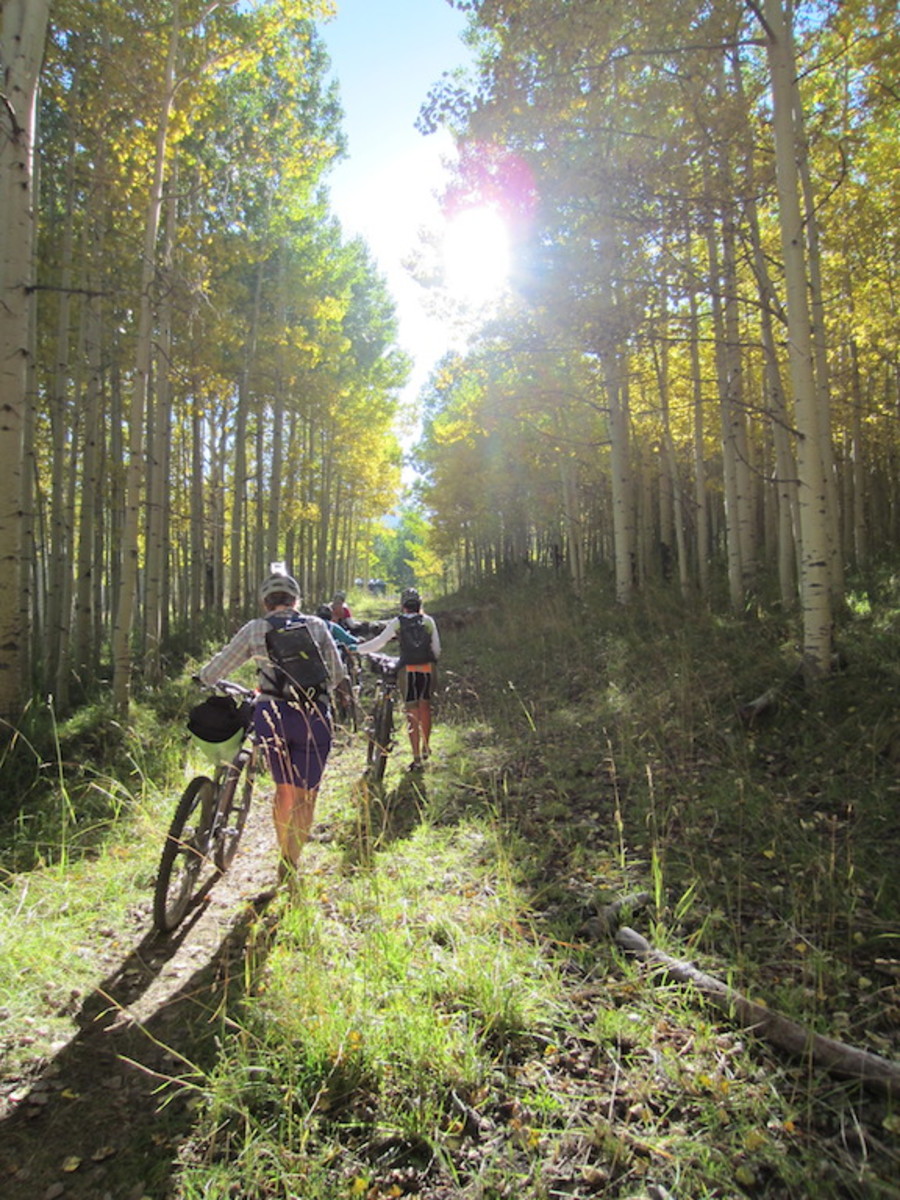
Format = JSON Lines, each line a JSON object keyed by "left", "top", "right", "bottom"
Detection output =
{"left": 337, "top": 686, "right": 362, "bottom": 733}
{"left": 153, "top": 775, "right": 216, "bottom": 933}
{"left": 213, "top": 749, "right": 254, "bottom": 871}
{"left": 366, "top": 694, "right": 394, "bottom": 784}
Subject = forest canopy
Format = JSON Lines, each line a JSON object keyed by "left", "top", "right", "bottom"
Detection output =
{"left": 412, "top": 0, "right": 899, "bottom": 679}
{"left": 1, "top": 0, "right": 899, "bottom": 719}
{"left": 0, "top": 0, "right": 410, "bottom": 717}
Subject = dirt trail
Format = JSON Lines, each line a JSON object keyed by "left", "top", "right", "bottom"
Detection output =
{"left": 0, "top": 797, "right": 286, "bottom": 1200}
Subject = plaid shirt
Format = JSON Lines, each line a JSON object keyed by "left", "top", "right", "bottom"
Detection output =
{"left": 198, "top": 611, "right": 345, "bottom": 694}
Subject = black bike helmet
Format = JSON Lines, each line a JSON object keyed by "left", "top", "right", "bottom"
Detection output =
{"left": 316, "top": 603, "right": 332, "bottom": 621}
{"left": 259, "top": 572, "right": 301, "bottom": 603}
{"left": 401, "top": 586, "right": 421, "bottom": 608}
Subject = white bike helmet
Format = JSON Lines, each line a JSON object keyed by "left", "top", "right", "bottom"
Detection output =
{"left": 259, "top": 572, "right": 301, "bottom": 602}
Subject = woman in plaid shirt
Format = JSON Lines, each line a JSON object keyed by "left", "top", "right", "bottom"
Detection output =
{"left": 198, "top": 571, "right": 346, "bottom": 879}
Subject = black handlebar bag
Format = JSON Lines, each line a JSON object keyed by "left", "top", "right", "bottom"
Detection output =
{"left": 187, "top": 695, "right": 252, "bottom": 765}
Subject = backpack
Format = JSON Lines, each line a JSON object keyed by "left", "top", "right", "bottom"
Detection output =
{"left": 264, "top": 615, "right": 328, "bottom": 701}
{"left": 397, "top": 612, "right": 435, "bottom": 666}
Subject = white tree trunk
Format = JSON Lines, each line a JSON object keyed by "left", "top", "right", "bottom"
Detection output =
{"left": 111, "top": 0, "right": 180, "bottom": 712}
{"left": 689, "top": 283, "right": 710, "bottom": 597}
{"left": 763, "top": 0, "right": 833, "bottom": 679}
{"left": 0, "top": 0, "right": 51, "bottom": 721}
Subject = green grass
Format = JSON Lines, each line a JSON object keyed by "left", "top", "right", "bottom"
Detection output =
{"left": 2, "top": 568, "right": 900, "bottom": 1197}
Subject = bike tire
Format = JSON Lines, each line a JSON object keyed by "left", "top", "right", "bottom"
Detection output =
{"left": 153, "top": 775, "right": 216, "bottom": 933}
{"left": 213, "top": 749, "right": 254, "bottom": 872}
{"left": 334, "top": 689, "right": 356, "bottom": 733}
{"left": 366, "top": 694, "right": 393, "bottom": 784}
{"left": 344, "top": 688, "right": 364, "bottom": 733}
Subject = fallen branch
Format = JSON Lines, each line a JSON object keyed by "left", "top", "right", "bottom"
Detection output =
{"left": 579, "top": 891, "right": 653, "bottom": 941}
{"left": 737, "top": 686, "right": 781, "bottom": 725}
{"left": 616, "top": 925, "right": 900, "bottom": 1098}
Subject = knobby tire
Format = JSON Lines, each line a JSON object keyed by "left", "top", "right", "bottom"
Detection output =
{"left": 336, "top": 688, "right": 360, "bottom": 733}
{"left": 366, "top": 694, "right": 393, "bottom": 784}
{"left": 153, "top": 775, "right": 216, "bottom": 933}
{"left": 213, "top": 749, "right": 253, "bottom": 872}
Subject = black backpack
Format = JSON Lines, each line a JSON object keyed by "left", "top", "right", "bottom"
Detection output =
{"left": 264, "top": 615, "right": 328, "bottom": 701}
{"left": 397, "top": 613, "right": 434, "bottom": 665}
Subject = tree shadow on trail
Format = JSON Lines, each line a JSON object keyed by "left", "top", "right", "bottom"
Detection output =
{"left": 0, "top": 892, "right": 279, "bottom": 1200}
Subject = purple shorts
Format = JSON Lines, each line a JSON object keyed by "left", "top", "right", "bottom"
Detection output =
{"left": 253, "top": 698, "right": 333, "bottom": 789}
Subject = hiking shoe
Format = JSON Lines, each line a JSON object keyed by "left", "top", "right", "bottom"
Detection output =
{"left": 408, "top": 758, "right": 425, "bottom": 772}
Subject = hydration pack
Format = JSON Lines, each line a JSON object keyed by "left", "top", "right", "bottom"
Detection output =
{"left": 397, "top": 612, "right": 434, "bottom": 665}
{"left": 264, "top": 615, "right": 328, "bottom": 701}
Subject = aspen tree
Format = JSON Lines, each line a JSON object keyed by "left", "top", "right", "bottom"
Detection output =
{"left": 111, "top": 1, "right": 180, "bottom": 713}
{"left": 0, "top": 0, "right": 51, "bottom": 722}
{"left": 758, "top": 0, "right": 833, "bottom": 678}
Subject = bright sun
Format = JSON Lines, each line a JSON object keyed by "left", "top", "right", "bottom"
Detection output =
{"left": 442, "top": 206, "right": 511, "bottom": 306}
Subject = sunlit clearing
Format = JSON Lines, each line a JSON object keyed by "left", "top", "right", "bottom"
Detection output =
{"left": 443, "top": 206, "right": 510, "bottom": 306}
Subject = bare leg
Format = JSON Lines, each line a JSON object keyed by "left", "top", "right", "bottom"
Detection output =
{"left": 273, "top": 783, "right": 319, "bottom": 869}
{"left": 406, "top": 700, "right": 432, "bottom": 761}
{"left": 419, "top": 700, "right": 432, "bottom": 756}
{"left": 406, "top": 703, "right": 422, "bottom": 760}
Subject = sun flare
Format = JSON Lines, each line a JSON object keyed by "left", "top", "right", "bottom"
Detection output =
{"left": 442, "top": 206, "right": 511, "bottom": 306}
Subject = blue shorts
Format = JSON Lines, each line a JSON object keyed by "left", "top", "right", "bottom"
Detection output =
{"left": 253, "top": 698, "right": 332, "bottom": 789}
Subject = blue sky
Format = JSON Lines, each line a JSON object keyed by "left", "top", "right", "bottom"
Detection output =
{"left": 319, "top": 0, "right": 472, "bottom": 401}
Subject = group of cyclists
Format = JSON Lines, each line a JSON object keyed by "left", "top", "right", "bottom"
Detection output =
{"left": 196, "top": 572, "right": 440, "bottom": 881}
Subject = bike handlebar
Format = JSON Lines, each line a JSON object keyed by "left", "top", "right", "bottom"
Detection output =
{"left": 192, "top": 675, "right": 256, "bottom": 701}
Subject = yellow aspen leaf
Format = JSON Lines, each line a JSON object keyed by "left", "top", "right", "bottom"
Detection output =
{"left": 61, "top": 1156, "right": 82, "bottom": 1172}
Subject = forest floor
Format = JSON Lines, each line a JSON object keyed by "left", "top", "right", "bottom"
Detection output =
{"left": 0, "top": 791, "right": 286, "bottom": 1199}
{"left": 2, "top": 584, "right": 900, "bottom": 1198}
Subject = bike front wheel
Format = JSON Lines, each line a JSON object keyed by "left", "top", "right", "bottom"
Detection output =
{"left": 153, "top": 775, "right": 216, "bottom": 933}
{"left": 366, "top": 694, "right": 394, "bottom": 784}
{"left": 213, "top": 748, "right": 254, "bottom": 872}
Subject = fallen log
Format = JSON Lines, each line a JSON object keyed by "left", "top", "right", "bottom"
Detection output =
{"left": 579, "top": 891, "right": 653, "bottom": 941}
{"left": 615, "top": 925, "right": 900, "bottom": 1099}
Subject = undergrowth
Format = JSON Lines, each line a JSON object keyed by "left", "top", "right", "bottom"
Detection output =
{"left": 2, "top": 572, "right": 899, "bottom": 1198}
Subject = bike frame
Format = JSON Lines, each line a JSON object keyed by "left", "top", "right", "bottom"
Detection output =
{"left": 153, "top": 680, "right": 259, "bottom": 933}
{"left": 361, "top": 652, "right": 401, "bottom": 784}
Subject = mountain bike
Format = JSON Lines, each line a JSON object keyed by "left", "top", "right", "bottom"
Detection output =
{"left": 361, "top": 652, "right": 401, "bottom": 784}
{"left": 153, "top": 681, "right": 259, "bottom": 934}
{"left": 334, "top": 644, "right": 363, "bottom": 732}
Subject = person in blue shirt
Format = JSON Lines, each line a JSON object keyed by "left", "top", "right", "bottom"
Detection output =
{"left": 316, "top": 604, "right": 359, "bottom": 650}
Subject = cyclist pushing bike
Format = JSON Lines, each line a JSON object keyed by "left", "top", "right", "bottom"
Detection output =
{"left": 355, "top": 586, "right": 441, "bottom": 771}
{"left": 197, "top": 568, "right": 348, "bottom": 879}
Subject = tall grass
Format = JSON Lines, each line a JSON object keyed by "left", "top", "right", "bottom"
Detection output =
{"left": 2, "top": 568, "right": 899, "bottom": 1197}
